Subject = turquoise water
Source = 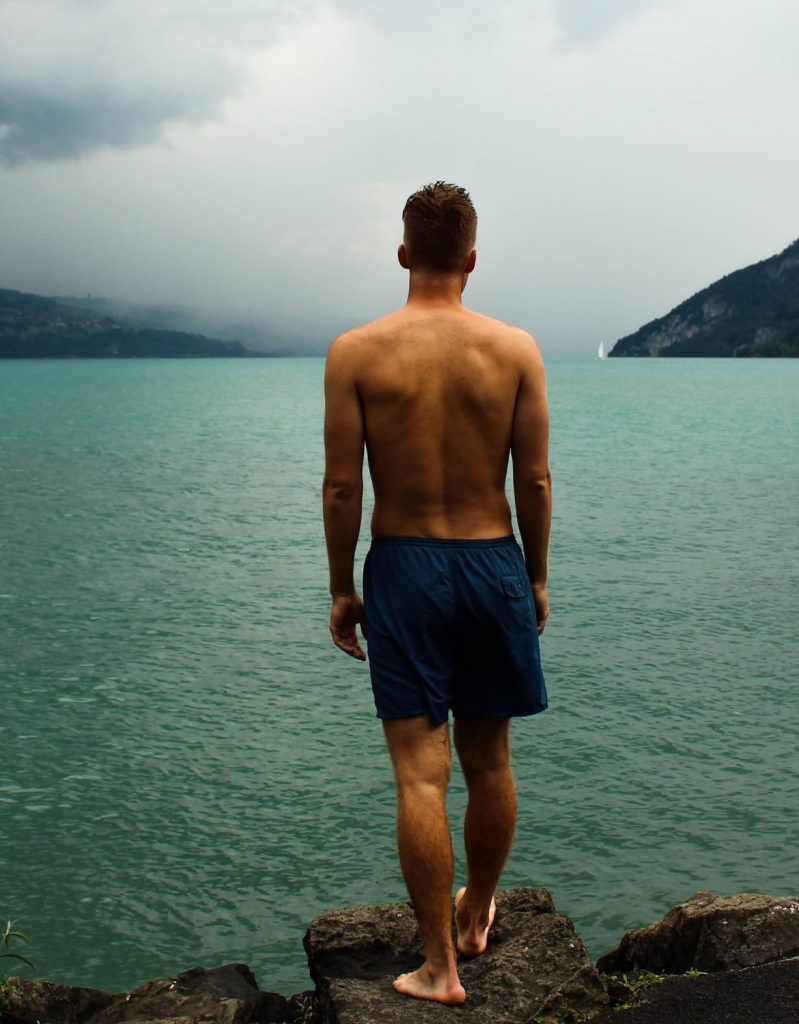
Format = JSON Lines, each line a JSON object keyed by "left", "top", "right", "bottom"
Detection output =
{"left": 1, "top": 357, "right": 797, "bottom": 996}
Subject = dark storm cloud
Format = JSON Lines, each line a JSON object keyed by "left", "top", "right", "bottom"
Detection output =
{"left": 0, "top": 0, "right": 313, "bottom": 166}
{"left": 0, "top": 0, "right": 513, "bottom": 167}
{"left": 0, "top": 88, "right": 222, "bottom": 166}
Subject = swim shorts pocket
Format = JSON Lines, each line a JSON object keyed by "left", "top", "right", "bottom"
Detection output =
{"left": 501, "top": 575, "right": 529, "bottom": 599}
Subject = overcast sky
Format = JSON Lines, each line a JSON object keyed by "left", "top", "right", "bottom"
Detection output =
{"left": 1, "top": 0, "right": 797, "bottom": 354}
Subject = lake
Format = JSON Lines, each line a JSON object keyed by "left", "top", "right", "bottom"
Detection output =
{"left": 1, "top": 356, "right": 797, "bottom": 995}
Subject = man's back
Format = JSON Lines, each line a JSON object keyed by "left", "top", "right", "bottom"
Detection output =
{"left": 333, "top": 304, "right": 547, "bottom": 540}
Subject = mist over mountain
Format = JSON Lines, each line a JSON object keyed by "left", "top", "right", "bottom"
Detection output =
{"left": 57, "top": 295, "right": 329, "bottom": 355}
{"left": 0, "top": 287, "right": 316, "bottom": 357}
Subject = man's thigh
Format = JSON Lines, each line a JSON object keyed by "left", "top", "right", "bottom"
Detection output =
{"left": 451, "top": 542, "right": 547, "bottom": 719}
{"left": 364, "top": 541, "right": 455, "bottom": 725}
{"left": 383, "top": 715, "right": 452, "bottom": 789}
{"left": 453, "top": 718, "right": 512, "bottom": 781}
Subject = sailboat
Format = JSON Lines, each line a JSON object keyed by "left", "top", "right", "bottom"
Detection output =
{"left": 598, "top": 340, "right": 607, "bottom": 360}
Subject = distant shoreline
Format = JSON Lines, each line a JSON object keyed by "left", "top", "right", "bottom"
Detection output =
{"left": 0, "top": 285, "right": 298, "bottom": 359}
{"left": 0, "top": 352, "right": 279, "bottom": 360}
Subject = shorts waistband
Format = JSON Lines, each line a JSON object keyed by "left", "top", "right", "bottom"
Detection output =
{"left": 370, "top": 535, "right": 517, "bottom": 549}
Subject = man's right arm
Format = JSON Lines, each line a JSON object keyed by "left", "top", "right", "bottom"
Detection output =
{"left": 323, "top": 334, "right": 367, "bottom": 660}
{"left": 510, "top": 335, "right": 552, "bottom": 634}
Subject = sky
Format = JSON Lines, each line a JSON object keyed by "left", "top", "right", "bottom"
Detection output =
{"left": 1, "top": 0, "right": 797, "bottom": 355}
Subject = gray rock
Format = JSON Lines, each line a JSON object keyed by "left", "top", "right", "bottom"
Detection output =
{"left": 1, "top": 964, "right": 291, "bottom": 1024}
{"left": 598, "top": 891, "right": 799, "bottom": 975}
{"left": 89, "top": 964, "right": 287, "bottom": 1024}
{"left": 1, "top": 978, "right": 118, "bottom": 1024}
{"left": 304, "top": 887, "right": 608, "bottom": 1023}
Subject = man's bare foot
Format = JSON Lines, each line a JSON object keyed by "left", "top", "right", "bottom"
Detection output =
{"left": 392, "top": 963, "right": 466, "bottom": 1005}
{"left": 455, "top": 886, "right": 496, "bottom": 956}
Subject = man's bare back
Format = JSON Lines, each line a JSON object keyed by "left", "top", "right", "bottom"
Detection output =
{"left": 330, "top": 304, "right": 544, "bottom": 540}
{"left": 324, "top": 298, "right": 550, "bottom": 626}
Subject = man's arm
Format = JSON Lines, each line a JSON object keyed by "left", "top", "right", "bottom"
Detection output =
{"left": 323, "top": 335, "right": 367, "bottom": 660}
{"left": 510, "top": 336, "right": 552, "bottom": 634}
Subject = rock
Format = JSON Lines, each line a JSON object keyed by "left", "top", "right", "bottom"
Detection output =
{"left": 591, "top": 958, "right": 799, "bottom": 1024}
{"left": 2, "top": 965, "right": 292, "bottom": 1024}
{"left": 598, "top": 891, "right": 799, "bottom": 975}
{"left": 90, "top": 964, "right": 289, "bottom": 1024}
{"left": 1, "top": 978, "right": 118, "bottom": 1024}
{"left": 304, "top": 887, "right": 609, "bottom": 1023}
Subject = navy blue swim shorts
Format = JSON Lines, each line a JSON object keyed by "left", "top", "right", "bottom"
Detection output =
{"left": 362, "top": 536, "right": 547, "bottom": 726}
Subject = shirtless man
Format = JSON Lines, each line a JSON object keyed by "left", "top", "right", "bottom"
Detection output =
{"left": 323, "top": 181, "right": 551, "bottom": 1005}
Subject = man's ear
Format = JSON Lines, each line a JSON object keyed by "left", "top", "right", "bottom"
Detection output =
{"left": 397, "top": 243, "right": 410, "bottom": 270}
{"left": 461, "top": 249, "right": 477, "bottom": 293}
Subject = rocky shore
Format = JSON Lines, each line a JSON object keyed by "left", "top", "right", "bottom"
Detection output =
{"left": 3, "top": 890, "right": 798, "bottom": 1024}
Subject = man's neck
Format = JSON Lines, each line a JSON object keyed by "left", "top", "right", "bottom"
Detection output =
{"left": 406, "top": 271, "right": 466, "bottom": 309}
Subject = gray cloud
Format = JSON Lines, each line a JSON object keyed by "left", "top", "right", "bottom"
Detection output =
{"left": 0, "top": 0, "right": 312, "bottom": 166}
{"left": 0, "top": 0, "right": 521, "bottom": 167}
{"left": 0, "top": 88, "right": 221, "bottom": 165}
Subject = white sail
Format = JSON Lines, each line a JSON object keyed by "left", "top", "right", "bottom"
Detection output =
{"left": 598, "top": 341, "right": 607, "bottom": 360}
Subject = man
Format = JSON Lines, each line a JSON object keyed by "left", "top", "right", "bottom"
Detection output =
{"left": 323, "top": 181, "right": 551, "bottom": 1005}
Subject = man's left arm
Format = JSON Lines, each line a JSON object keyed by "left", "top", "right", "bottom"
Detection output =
{"left": 323, "top": 335, "right": 367, "bottom": 660}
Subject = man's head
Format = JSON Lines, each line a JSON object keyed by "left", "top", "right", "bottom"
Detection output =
{"left": 400, "top": 181, "right": 477, "bottom": 275}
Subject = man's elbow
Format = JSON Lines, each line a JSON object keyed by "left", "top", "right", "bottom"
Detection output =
{"left": 323, "top": 475, "right": 363, "bottom": 503}
{"left": 515, "top": 466, "right": 552, "bottom": 494}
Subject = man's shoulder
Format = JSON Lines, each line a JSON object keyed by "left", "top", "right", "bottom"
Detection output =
{"left": 465, "top": 309, "right": 541, "bottom": 354}
{"left": 328, "top": 311, "right": 404, "bottom": 353}
{"left": 327, "top": 308, "right": 541, "bottom": 365}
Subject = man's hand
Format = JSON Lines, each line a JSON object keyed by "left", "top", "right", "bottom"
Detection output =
{"left": 531, "top": 583, "right": 549, "bottom": 636}
{"left": 329, "top": 594, "right": 368, "bottom": 660}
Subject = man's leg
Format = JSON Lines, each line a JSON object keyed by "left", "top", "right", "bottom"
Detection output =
{"left": 382, "top": 715, "right": 466, "bottom": 1005}
{"left": 453, "top": 717, "right": 516, "bottom": 955}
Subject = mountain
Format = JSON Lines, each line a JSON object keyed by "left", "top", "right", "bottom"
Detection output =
{"left": 610, "top": 238, "right": 799, "bottom": 357}
{"left": 0, "top": 287, "right": 271, "bottom": 358}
